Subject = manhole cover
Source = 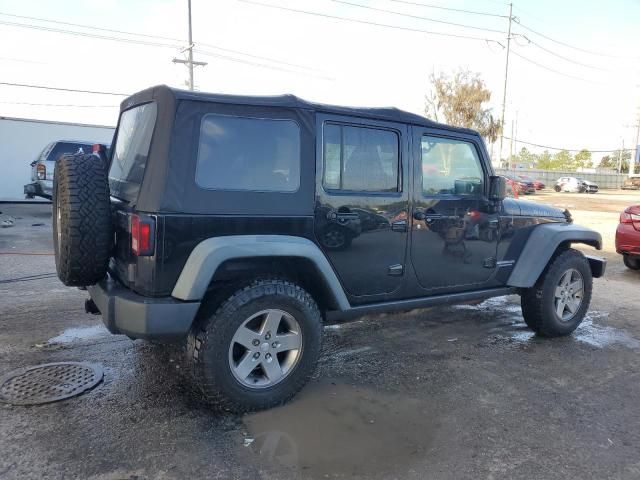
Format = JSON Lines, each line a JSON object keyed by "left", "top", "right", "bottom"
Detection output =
{"left": 0, "top": 362, "right": 103, "bottom": 406}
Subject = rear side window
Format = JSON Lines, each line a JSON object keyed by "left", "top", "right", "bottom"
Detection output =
{"left": 47, "top": 142, "right": 94, "bottom": 162}
{"left": 196, "top": 114, "right": 300, "bottom": 192}
{"left": 323, "top": 124, "right": 399, "bottom": 193}
{"left": 109, "top": 102, "right": 157, "bottom": 201}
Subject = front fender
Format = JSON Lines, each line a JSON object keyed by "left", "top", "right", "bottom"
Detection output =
{"left": 171, "top": 235, "right": 350, "bottom": 310}
{"left": 507, "top": 223, "right": 603, "bottom": 288}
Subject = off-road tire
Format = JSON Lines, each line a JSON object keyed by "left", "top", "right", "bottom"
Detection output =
{"left": 520, "top": 248, "right": 592, "bottom": 337}
{"left": 623, "top": 255, "right": 640, "bottom": 270}
{"left": 53, "top": 154, "right": 113, "bottom": 286}
{"left": 187, "top": 279, "right": 322, "bottom": 412}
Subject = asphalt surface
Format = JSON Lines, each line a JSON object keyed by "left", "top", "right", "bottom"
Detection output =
{"left": 1, "top": 195, "right": 640, "bottom": 480}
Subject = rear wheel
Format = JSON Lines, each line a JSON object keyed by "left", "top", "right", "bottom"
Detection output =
{"left": 623, "top": 255, "right": 640, "bottom": 270}
{"left": 554, "top": 185, "right": 561, "bottom": 192}
{"left": 187, "top": 279, "right": 322, "bottom": 412}
{"left": 521, "top": 249, "right": 592, "bottom": 337}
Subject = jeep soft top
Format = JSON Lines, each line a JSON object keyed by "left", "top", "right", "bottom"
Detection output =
{"left": 52, "top": 85, "right": 605, "bottom": 411}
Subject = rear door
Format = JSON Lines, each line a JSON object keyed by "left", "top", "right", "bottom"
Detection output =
{"left": 314, "top": 114, "right": 409, "bottom": 300}
{"left": 409, "top": 128, "right": 500, "bottom": 292}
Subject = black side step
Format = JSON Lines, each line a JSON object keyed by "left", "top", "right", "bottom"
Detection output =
{"left": 327, "top": 287, "right": 518, "bottom": 321}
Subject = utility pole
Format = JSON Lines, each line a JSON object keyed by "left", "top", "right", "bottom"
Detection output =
{"left": 634, "top": 110, "right": 640, "bottom": 176}
{"left": 508, "top": 119, "right": 514, "bottom": 169}
{"left": 498, "top": 2, "right": 513, "bottom": 167}
{"left": 172, "top": 0, "right": 207, "bottom": 90}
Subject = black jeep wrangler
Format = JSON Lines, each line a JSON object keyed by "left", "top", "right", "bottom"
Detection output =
{"left": 53, "top": 85, "right": 605, "bottom": 411}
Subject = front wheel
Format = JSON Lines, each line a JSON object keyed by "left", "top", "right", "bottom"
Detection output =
{"left": 187, "top": 279, "right": 322, "bottom": 412}
{"left": 554, "top": 185, "right": 561, "bottom": 192}
{"left": 623, "top": 255, "right": 640, "bottom": 270}
{"left": 520, "top": 249, "right": 592, "bottom": 337}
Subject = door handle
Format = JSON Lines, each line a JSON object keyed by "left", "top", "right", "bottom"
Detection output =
{"left": 391, "top": 219, "right": 407, "bottom": 232}
{"left": 326, "top": 210, "right": 358, "bottom": 221}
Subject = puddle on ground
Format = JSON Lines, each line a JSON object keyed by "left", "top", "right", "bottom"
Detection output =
{"left": 452, "top": 297, "right": 640, "bottom": 350}
{"left": 47, "top": 324, "right": 109, "bottom": 344}
{"left": 573, "top": 314, "right": 640, "bottom": 349}
{"left": 242, "top": 381, "right": 436, "bottom": 478}
{"left": 453, "top": 295, "right": 522, "bottom": 314}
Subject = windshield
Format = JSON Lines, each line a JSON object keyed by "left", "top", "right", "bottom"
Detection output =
{"left": 109, "top": 102, "right": 157, "bottom": 201}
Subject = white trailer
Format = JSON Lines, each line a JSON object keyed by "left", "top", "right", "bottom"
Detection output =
{"left": 0, "top": 116, "right": 115, "bottom": 201}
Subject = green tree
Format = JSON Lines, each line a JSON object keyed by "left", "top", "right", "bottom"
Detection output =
{"left": 598, "top": 155, "right": 615, "bottom": 169}
{"left": 573, "top": 149, "right": 592, "bottom": 170}
{"left": 537, "top": 150, "right": 554, "bottom": 170}
{"left": 610, "top": 149, "right": 632, "bottom": 173}
{"left": 553, "top": 150, "right": 573, "bottom": 170}
{"left": 424, "top": 69, "right": 502, "bottom": 143}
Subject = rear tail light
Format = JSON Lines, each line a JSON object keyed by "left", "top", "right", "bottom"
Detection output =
{"left": 620, "top": 207, "right": 640, "bottom": 231}
{"left": 130, "top": 214, "right": 155, "bottom": 256}
{"left": 36, "top": 163, "right": 46, "bottom": 180}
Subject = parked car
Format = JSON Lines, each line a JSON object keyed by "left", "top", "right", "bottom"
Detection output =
{"left": 616, "top": 205, "right": 640, "bottom": 270}
{"left": 24, "top": 140, "right": 108, "bottom": 200}
{"left": 516, "top": 174, "right": 545, "bottom": 190}
{"left": 554, "top": 176, "right": 598, "bottom": 194}
{"left": 621, "top": 176, "right": 640, "bottom": 190}
{"left": 51, "top": 85, "right": 605, "bottom": 412}
{"left": 504, "top": 175, "right": 535, "bottom": 195}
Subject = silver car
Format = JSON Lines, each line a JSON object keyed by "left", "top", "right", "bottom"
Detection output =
{"left": 24, "top": 141, "right": 98, "bottom": 199}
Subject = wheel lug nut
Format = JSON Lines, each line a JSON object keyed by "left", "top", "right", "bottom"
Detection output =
{"left": 252, "top": 339, "right": 260, "bottom": 346}
{"left": 253, "top": 352, "right": 260, "bottom": 359}
{"left": 265, "top": 353, "right": 272, "bottom": 362}
{"left": 272, "top": 342, "right": 278, "bottom": 349}
{"left": 265, "top": 332, "right": 271, "bottom": 340}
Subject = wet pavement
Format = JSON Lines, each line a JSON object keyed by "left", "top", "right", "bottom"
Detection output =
{"left": 1, "top": 201, "right": 640, "bottom": 479}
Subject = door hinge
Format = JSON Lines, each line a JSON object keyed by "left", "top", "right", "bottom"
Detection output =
{"left": 483, "top": 257, "right": 497, "bottom": 269}
{"left": 388, "top": 264, "right": 404, "bottom": 276}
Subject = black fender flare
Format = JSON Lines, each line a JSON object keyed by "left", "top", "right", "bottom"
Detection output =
{"left": 507, "top": 223, "right": 603, "bottom": 288}
{"left": 171, "top": 235, "right": 350, "bottom": 310}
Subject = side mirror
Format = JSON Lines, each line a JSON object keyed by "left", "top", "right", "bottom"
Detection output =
{"left": 488, "top": 175, "right": 507, "bottom": 202}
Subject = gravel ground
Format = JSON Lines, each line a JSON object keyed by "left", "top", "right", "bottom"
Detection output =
{"left": 1, "top": 193, "right": 639, "bottom": 480}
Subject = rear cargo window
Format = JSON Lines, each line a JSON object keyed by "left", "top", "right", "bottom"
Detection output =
{"left": 109, "top": 102, "right": 157, "bottom": 201}
{"left": 47, "top": 142, "right": 94, "bottom": 162}
{"left": 195, "top": 114, "right": 300, "bottom": 192}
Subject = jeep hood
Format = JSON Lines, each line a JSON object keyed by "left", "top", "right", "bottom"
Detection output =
{"left": 503, "top": 198, "right": 567, "bottom": 219}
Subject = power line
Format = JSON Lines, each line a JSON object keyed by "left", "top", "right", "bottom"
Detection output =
{"left": 0, "top": 10, "right": 180, "bottom": 42}
{"left": 0, "top": 81, "right": 129, "bottom": 96}
{"left": 0, "top": 9, "right": 321, "bottom": 74}
{"left": 503, "top": 136, "right": 634, "bottom": 153}
{"left": 510, "top": 50, "right": 603, "bottom": 84}
{"left": 514, "top": 19, "right": 638, "bottom": 60}
{"left": 385, "top": 0, "right": 506, "bottom": 18}
{"left": 516, "top": 35, "right": 622, "bottom": 72}
{"left": 0, "top": 101, "right": 118, "bottom": 108}
{"left": 238, "top": 0, "right": 500, "bottom": 42}
{"left": 0, "top": 20, "right": 180, "bottom": 48}
{"left": 194, "top": 48, "right": 333, "bottom": 79}
{"left": 332, "top": 0, "right": 505, "bottom": 34}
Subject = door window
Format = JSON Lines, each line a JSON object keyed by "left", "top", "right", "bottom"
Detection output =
{"left": 421, "top": 136, "right": 484, "bottom": 196}
{"left": 323, "top": 124, "right": 399, "bottom": 193}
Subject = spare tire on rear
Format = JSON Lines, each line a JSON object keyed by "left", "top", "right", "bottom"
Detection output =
{"left": 53, "top": 153, "right": 113, "bottom": 286}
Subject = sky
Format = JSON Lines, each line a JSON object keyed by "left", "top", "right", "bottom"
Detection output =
{"left": 0, "top": 0, "right": 639, "bottom": 161}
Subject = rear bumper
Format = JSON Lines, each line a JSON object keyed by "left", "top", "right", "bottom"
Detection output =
{"left": 616, "top": 223, "right": 640, "bottom": 255}
{"left": 87, "top": 276, "right": 200, "bottom": 340}
{"left": 23, "top": 181, "right": 52, "bottom": 199}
